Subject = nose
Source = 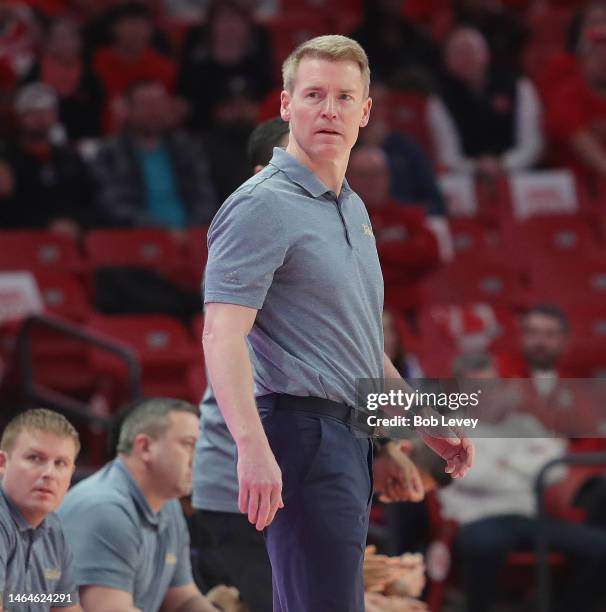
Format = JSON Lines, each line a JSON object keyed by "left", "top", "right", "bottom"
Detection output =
{"left": 321, "top": 94, "right": 337, "bottom": 120}
{"left": 41, "top": 461, "right": 57, "bottom": 480}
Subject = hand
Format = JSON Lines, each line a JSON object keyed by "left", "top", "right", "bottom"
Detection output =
{"left": 419, "top": 430, "right": 474, "bottom": 478}
{"left": 373, "top": 441, "right": 425, "bottom": 502}
{"left": 206, "top": 585, "right": 245, "bottom": 612}
{"left": 49, "top": 218, "right": 80, "bottom": 239}
{"left": 383, "top": 553, "right": 426, "bottom": 598}
{"left": 365, "top": 592, "right": 428, "bottom": 612}
{"left": 475, "top": 155, "right": 501, "bottom": 180}
{"left": 237, "top": 439, "right": 283, "bottom": 531}
{"left": 0, "top": 160, "right": 15, "bottom": 197}
{"left": 364, "top": 545, "right": 406, "bottom": 593}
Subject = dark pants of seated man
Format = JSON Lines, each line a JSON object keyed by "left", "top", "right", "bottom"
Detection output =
{"left": 456, "top": 514, "right": 606, "bottom": 612}
{"left": 258, "top": 394, "right": 373, "bottom": 612}
{"left": 189, "top": 509, "right": 273, "bottom": 612}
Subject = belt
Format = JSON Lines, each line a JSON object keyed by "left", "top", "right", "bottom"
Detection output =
{"left": 259, "top": 393, "right": 375, "bottom": 436}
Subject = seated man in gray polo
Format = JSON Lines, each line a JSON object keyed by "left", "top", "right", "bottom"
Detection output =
{"left": 0, "top": 409, "right": 82, "bottom": 612}
{"left": 57, "top": 398, "right": 233, "bottom": 612}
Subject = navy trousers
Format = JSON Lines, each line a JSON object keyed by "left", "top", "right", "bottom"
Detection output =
{"left": 258, "top": 395, "right": 373, "bottom": 612}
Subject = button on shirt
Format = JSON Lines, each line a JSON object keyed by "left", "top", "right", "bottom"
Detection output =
{"left": 0, "top": 484, "right": 79, "bottom": 610}
{"left": 57, "top": 459, "right": 192, "bottom": 612}
{"left": 204, "top": 148, "right": 385, "bottom": 407}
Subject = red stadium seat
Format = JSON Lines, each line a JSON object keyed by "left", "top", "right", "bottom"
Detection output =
{"left": 32, "top": 270, "right": 90, "bottom": 322}
{"left": 87, "top": 314, "right": 201, "bottom": 402}
{"left": 528, "top": 256, "right": 606, "bottom": 306}
{"left": 84, "top": 228, "right": 183, "bottom": 273}
{"left": 448, "top": 219, "right": 494, "bottom": 256}
{"left": 0, "top": 230, "right": 82, "bottom": 273}
{"left": 422, "top": 257, "right": 524, "bottom": 308}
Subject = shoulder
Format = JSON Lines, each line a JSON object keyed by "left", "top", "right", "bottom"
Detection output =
{"left": 209, "top": 166, "right": 284, "bottom": 229}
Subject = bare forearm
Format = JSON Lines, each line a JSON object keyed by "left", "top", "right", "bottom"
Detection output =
{"left": 571, "top": 131, "right": 606, "bottom": 175}
{"left": 172, "top": 594, "right": 217, "bottom": 612}
{"left": 203, "top": 331, "right": 267, "bottom": 449}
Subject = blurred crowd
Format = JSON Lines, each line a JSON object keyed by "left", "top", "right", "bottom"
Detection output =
{"left": 3, "top": 1, "right": 606, "bottom": 611}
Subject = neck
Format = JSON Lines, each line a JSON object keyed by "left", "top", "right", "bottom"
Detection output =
{"left": 120, "top": 456, "right": 166, "bottom": 513}
{"left": 115, "top": 45, "right": 143, "bottom": 62}
{"left": 131, "top": 131, "right": 162, "bottom": 150}
{"left": 21, "top": 508, "right": 45, "bottom": 529}
{"left": 21, "top": 135, "right": 50, "bottom": 151}
{"left": 286, "top": 139, "right": 349, "bottom": 195}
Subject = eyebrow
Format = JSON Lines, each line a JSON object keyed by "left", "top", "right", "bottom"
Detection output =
{"left": 24, "top": 447, "right": 73, "bottom": 463}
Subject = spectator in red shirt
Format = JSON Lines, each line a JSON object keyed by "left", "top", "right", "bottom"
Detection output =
{"left": 0, "top": 2, "right": 39, "bottom": 80}
{"left": 347, "top": 145, "right": 441, "bottom": 312}
{"left": 23, "top": 17, "right": 103, "bottom": 140}
{"left": 537, "top": 0, "right": 606, "bottom": 105}
{"left": 546, "top": 24, "right": 606, "bottom": 194}
{"left": 93, "top": 2, "right": 176, "bottom": 133}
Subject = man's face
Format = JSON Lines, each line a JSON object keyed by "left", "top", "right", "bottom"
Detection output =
{"left": 0, "top": 430, "right": 76, "bottom": 526}
{"left": 148, "top": 412, "right": 199, "bottom": 499}
{"left": 521, "top": 313, "right": 568, "bottom": 371}
{"left": 281, "top": 57, "right": 371, "bottom": 163}
{"left": 113, "top": 16, "right": 151, "bottom": 53}
{"left": 445, "top": 30, "right": 490, "bottom": 84}
{"left": 347, "top": 148, "right": 390, "bottom": 208}
{"left": 127, "top": 84, "right": 172, "bottom": 136}
{"left": 19, "top": 108, "right": 57, "bottom": 140}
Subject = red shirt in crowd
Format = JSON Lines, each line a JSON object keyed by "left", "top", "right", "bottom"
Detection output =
{"left": 546, "top": 71, "right": 606, "bottom": 187}
{"left": 94, "top": 46, "right": 176, "bottom": 132}
{"left": 369, "top": 202, "right": 441, "bottom": 311}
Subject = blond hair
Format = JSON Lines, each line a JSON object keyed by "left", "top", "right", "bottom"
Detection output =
{"left": 282, "top": 34, "right": 370, "bottom": 97}
{"left": 1, "top": 408, "right": 80, "bottom": 456}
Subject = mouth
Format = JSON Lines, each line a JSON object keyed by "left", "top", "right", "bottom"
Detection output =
{"left": 316, "top": 129, "right": 341, "bottom": 135}
{"left": 33, "top": 487, "right": 54, "bottom": 496}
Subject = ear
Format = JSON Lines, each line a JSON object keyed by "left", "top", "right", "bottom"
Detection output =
{"left": 360, "top": 96, "right": 372, "bottom": 128}
{"left": 132, "top": 433, "right": 153, "bottom": 461}
{"left": 280, "top": 90, "right": 291, "bottom": 122}
{"left": 0, "top": 450, "right": 7, "bottom": 477}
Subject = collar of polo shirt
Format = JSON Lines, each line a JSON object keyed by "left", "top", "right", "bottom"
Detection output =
{"left": 269, "top": 148, "right": 352, "bottom": 200}
{"left": 0, "top": 482, "right": 51, "bottom": 535}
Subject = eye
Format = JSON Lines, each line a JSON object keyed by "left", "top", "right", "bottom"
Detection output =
{"left": 27, "top": 454, "right": 42, "bottom": 463}
{"left": 340, "top": 94, "right": 353, "bottom": 101}
{"left": 56, "top": 459, "right": 68, "bottom": 468}
{"left": 306, "top": 91, "right": 319, "bottom": 99}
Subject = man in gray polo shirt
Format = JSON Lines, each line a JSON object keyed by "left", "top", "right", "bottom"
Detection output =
{"left": 0, "top": 409, "right": 81, "bottom": 612}
{"left": 203, "top": 35, "right": 474, "bottom": 611}
{"left": 57, "top": 398, "right": 235, "bottom": 612}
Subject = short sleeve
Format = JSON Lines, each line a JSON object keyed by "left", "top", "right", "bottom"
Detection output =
{"left": 53, "top": 532, "right": 80, "bottom": 607}
{"left": 64, "top": 503, "right": 139, "bottom": 593}
{"left": 205, "top": 190, "right": 288, "bottom": 309}
{"left": 169, "top": 507, "right": 193, "bottom": 588}
{"left": 0, "top": 521, "right": 11, "bottom": 594}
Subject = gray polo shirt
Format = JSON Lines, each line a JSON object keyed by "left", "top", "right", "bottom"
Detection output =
{"left": 0, "top": 484, "right": 79, "bottom": 610}
{"left": 205, "top": 148, "right": 384, "bottom": 407}
{"left": 193, "top": 385, "right": 239, "bottom": 513}
{"left": 56, "top": 459, "right": 192, "bottom": 612}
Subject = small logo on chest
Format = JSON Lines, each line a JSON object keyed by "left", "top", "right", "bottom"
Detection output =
{"left": 165, "top": 553, "right": 177, "bottom": 565}
{"left": 362, "top": 223, "right": 374, "bottom": 238}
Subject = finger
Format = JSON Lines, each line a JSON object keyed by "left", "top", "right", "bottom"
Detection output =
{"left": 238, "top": 482, "right": 249, "bottom": 514}
{"left": 255, "top": 488, "right": 271, "bottom": 531}
{"left": 266, "top": 484, "right": 283, "bottom": 526}
{"left": 247, "top": 489, "right": 260, "bottom": 525}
